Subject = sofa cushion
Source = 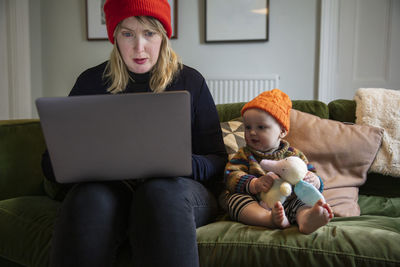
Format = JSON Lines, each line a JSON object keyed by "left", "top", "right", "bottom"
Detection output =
{"left": 216, "top": 102, "right": 246, "bottom": 123}
{"left": 292, "top": 100, "right": 329, "bottom": 119}
{"left": 197, "top": 212, "right": 400, "bottom": 267}
{"left": 328, "top": 100, "right": 356, "bottom": 123}
{"left": 216, "top": 100, "right": 329, "bottom": 123}
{"left": 328, "top": 101, "right": 400, "bottom": 198}
{"left": 284, "top": 110, "right": 384, "bottom": 217}
{"left": 358, "top": 194, "right": 400, "bottom": 217}
{"left": 0, "top": 196, "right": 59, "bottom": 266}
{"left": 0, "top": 120, "right": 46, "bottom": 200}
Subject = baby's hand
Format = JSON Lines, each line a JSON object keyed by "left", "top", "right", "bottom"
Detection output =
{"left": 303, "top": 171, "right": 321, "bottom": 189}
{"left": 249, "top": 172, "right": 279, "bottom": 194}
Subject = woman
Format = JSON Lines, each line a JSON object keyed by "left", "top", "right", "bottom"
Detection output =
{"left": 42, "top": 0, "right": 227, "bottom": 266}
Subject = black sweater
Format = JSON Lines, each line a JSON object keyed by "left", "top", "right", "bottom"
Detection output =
{"left": 42, "top": 62, "right": 227, "bottom": 186}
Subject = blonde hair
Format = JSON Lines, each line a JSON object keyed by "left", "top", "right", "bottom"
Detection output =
{"left": 104, "top": 16, "right": 182, "bottom": 94}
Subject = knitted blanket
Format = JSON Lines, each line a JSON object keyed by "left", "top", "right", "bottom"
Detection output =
{"left": 354, "top": 88, "right": 400, "bottom": 177}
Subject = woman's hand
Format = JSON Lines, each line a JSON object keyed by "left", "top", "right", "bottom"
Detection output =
{"left": 249, "top": 172, "right": 279, "bottom": 194}
{"left": 303, "top": 171, "right": 321, "bottom": 189}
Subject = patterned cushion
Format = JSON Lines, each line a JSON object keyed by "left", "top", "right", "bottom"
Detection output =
{"left": 220, "top": 117, "right": 245, "bottom": 158}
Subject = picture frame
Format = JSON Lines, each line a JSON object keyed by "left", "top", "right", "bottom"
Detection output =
{"left": 86, "top": 0, "right": 107, "bottom": 40}
{"left": 205, "top": 0, "right": 269, "bottom": 43}
{"left": 86, "top": 0, "right": 178, "bottom": 41}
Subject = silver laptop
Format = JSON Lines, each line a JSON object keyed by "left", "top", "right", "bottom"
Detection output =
{"left": 36, "top": 91, "right": 192, "bottom": 183}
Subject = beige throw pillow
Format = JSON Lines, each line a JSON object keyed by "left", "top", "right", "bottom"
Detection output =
{"left": 285, "top": 110, "right": 383, "bottom": 217}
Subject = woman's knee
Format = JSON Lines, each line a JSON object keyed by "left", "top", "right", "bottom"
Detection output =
{"left": 132, "top": 178, "right": 217, "bottom": 224}
{"left": 61, "top": 182, "right": 131, "bottom": 219}
{"left": 134, "top": 178, "right": 186, "bottom": 203}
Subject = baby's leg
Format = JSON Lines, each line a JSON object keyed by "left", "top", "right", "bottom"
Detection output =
{"left": 238, "top": 202, "right": 273, "bottom": 227}
{"left": 271, "top": 201, "right": 291, "bottom": 229}
{"left": 296, "top": 199, "right": 334, "bottom": 234}
{"left": 227, "top": 193, "right": 290, "bottom": 229}
{"left": 238, "top": 202, "right": 290, "bottom": 229}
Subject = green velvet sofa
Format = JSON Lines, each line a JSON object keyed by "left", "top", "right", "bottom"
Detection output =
{"left": 1, "top": 99, "right": 399, "bottom": 267}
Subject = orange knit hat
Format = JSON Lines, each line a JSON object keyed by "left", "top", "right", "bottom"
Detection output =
{"left": 104, "top": 0, "right": 172, "bottom": 44}
{"left": 241, "top": 89, "right": 292, "bottom": 132}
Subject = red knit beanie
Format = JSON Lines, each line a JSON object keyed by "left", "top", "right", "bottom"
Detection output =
{"left": 241, "top": 89, "right": 292, "bottom": 132}
{"left": 103, "top": 0, "right": 172, "bottom": 44}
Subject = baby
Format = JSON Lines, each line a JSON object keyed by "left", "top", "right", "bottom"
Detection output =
{"left": 224, "top": 89, "right": 333, "bottom": 234}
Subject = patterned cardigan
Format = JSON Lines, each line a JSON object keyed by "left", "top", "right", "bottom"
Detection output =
{"left": 224, "top": 140, "right": 318, "bottom": 195}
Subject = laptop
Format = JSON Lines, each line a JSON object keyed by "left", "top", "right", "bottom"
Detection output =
{"left": 36, "top": 91, "right": 192, "bottom": 183}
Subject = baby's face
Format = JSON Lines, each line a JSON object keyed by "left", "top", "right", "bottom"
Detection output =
{"left": 243, "top": 109, "right": 287, "bottom": 152}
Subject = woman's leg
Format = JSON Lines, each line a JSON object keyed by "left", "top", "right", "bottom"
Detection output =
{"left": 129, "top": 177, "right": 218, "bottom": 267}
{"left": 49, "top": 182, "right": 132, "bottom": 267}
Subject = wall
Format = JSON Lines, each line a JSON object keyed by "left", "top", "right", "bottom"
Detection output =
{"left": 32, "top": 0, "right": 320, "bottom": 104}
{"left": 30, "top": 0, "right": 42, "bottom": 116}
{"left": 0, "top": 0, "right": 9, "bottom": 118}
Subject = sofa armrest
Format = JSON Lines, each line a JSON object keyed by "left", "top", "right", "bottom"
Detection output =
{"left": 0, "top": 120, "right": 46, "bottom": 200}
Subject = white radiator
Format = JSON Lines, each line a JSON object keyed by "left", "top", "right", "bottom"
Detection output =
{"left": 206, "top": 75, "right": 280, "bottom": 104}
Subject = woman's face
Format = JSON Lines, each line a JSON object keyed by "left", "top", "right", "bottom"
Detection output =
{"left": 116, "top": 16, "right": 162, "bottom": 74}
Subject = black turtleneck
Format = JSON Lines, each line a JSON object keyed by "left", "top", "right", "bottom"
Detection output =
{"left": 42, "top": 61, "right": 227, "bottom": 186}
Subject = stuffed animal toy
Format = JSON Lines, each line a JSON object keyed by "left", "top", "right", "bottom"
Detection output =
{"left": 259, "top": 156, "right": 325, "bottom": 208}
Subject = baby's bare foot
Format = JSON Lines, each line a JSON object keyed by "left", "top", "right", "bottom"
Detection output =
{"left": 297, "top": 199, "right": 334, "bottom": 234}
{"left": 272, "top": 202, "right": 290, "bottom": 229}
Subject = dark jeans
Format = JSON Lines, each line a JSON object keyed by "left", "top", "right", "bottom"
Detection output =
{"left": 49, "top": 177, "right": 218, "bottom": 267}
